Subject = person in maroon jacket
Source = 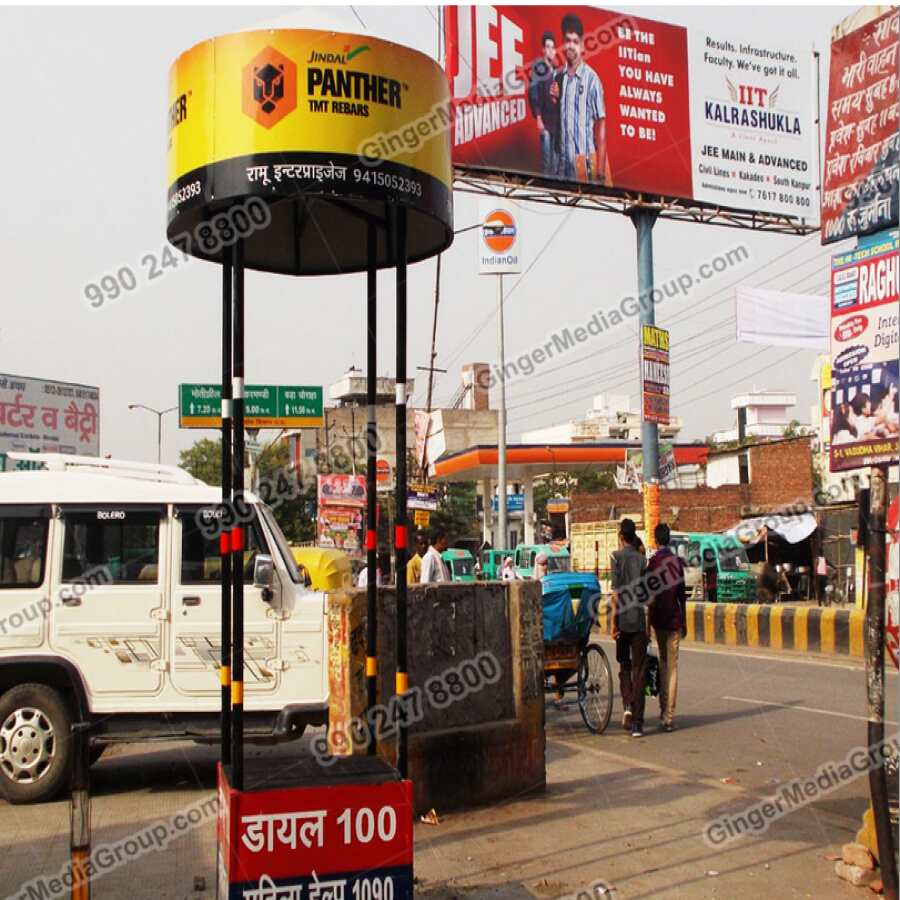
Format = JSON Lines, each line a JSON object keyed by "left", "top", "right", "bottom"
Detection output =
{"left": 647, "top": 523, "right": 687, "bottom": 732}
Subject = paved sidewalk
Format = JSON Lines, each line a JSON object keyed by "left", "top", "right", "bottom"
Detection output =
{"left": 0, "top": 724, "right": 863, "bottom": 900}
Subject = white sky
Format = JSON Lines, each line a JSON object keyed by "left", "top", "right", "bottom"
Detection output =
{"left": 0, "top": 3, "right": 860, "bottom": 464}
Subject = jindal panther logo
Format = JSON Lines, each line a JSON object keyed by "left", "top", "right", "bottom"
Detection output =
{"left": 242, "top": 46, "right": 297, "bottom": 128}
{"left": 481, "top": 209, "right": 517, "bottom": 253}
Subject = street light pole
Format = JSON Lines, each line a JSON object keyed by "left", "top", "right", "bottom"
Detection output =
{"left": 127, "top": 404, "right": 178, "bottom": 464}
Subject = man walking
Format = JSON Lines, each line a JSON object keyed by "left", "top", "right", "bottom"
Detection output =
{"left": 420, "top": 528, "right": 451, "bottom": 584}
{"left": 647, "top": 523, "right": 687, "bottom": 732}
{"left": 528, "top": 30, "right": 560, "bottom": 176}
{"left": 610, "top": 518, "right": 649, "bottom": 737}
{"left": 407, "top": 532, "right": 428, "bottom": 585}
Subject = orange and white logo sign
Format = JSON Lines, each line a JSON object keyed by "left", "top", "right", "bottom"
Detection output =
{"left": 478, "top": 201, "right": 521, "bottom": 274}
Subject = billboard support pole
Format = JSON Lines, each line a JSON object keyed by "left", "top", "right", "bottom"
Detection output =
{"left": 865, "top": 464, "right": 898, "bottom": 900}
{"left": 365, "top": 222, "right": 378, "bottom": 757}
{"left": 631, "top": 208, "right": 660, "bottom": 544}
{"left": 497, "top": 273, "right": 508, "bottom": 550}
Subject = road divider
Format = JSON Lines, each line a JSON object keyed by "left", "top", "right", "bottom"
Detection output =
{"left": 596, "top": 601, "right": 865, "bottom": 658}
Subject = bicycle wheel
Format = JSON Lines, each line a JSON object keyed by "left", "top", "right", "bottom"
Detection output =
{"left": 577, "top": 643, "right": 613, "bottom": 734}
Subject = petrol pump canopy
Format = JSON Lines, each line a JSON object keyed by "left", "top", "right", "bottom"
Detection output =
{"left": 167, "top": 30, "right": 453, "bottom": 275}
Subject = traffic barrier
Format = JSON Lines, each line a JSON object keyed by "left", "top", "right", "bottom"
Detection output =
{"left": 599, "top": 600, "right": 866, "bottom": 658}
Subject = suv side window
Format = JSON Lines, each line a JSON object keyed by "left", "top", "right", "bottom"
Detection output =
{"left": 0, "top": 508, "right": 49, "bottom": 588}
{"left": 180, "top": 512, "right": 266, "bottom": 585}
{"left": 62, "top": 508, "right": 161, "bottom": 584}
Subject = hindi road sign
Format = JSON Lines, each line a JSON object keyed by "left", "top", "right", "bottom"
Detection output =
{"left": 179, "top": 384, "right": 324, "bottom": 428}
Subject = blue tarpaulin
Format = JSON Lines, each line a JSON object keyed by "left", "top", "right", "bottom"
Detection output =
{"left": 542, "top": 572, "right": 602, "bottom": 643}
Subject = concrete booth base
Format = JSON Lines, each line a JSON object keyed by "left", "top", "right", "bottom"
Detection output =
{"left": 326, "top": 581, "right": 546, "bottom": 815}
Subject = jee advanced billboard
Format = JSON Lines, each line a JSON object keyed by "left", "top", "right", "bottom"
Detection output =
{"left": 444, "top": 5, "right": 817, "bottom": 221}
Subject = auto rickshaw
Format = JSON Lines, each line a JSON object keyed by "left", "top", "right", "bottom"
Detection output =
{"left": 442, "top": 548, "right": 476, "bottom": 582}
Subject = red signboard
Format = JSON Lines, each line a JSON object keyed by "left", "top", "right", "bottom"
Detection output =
{"left": 821, "top": 8, "right": 900, "bottom": 244}
{"left": 218, "top": 766, "right": 414, "bottom": 900}
{"left": 445, "top": 5, "right": 692, "bottom": 198}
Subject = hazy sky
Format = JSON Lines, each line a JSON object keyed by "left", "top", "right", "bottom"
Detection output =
{"left": 0, "top": 4, "right": 857, "bottom": 464}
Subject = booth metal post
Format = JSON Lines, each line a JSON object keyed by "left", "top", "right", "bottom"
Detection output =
{"left": 394, "top": 206, "right": 410, "bottom": 778}
{"left": 69, "top": 722, "right": 91, "bottom": 900}
{"left": 366, "top": 222, "right": 378, "bottom": 756}
{"left": 231, "top": 238, "right": 246, "bottom": 791}
{"left": 220, "top": 247, "right": 233, "bottom": 766}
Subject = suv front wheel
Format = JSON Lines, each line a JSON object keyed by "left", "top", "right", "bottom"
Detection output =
{"left": 0, "top": 684, "right": 72, "bottom": 804}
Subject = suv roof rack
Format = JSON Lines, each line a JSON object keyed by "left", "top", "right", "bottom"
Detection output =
{"left": 6, "top": 453, "right": 202, "bottom": 486}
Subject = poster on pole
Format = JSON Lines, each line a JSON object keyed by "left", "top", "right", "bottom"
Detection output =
{"left": 477, "top": 200, "right": 522, "bottom": 274}
{"left": 821, "top": 8, "right": 899, "bottom": 245}
{"left": 0, "top": 374, "right": 100, "bottom": 470}
{"left": 829, "top": 231, "right": 899, "bottom": 471}
{"left": 444, "top": 5, "right": 817, "bottom": 222}
{"left": 317, "top": 474, "right": 367, "bottom": 508}
{"left": 640, "top": 324, "right": 670, "bottom": 425}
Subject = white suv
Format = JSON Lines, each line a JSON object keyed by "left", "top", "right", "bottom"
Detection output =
{"left": 0, "top": 454, "right": 328, "bottom": 803}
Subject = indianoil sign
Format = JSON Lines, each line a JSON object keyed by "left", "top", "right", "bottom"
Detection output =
{"left": 477, "top": 200, "right": 522, "bottom": 273}
{"left": 167, "top": 30, "right": 453, "bottom": 275}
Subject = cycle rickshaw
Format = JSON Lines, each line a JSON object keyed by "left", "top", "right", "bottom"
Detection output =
{"left": 542, "top": 571, "right": 613, "bottom": 733}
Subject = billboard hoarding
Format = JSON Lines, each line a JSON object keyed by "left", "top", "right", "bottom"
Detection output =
{"left": 829, "top": 231, "right": 899, "bottom": 471}
{"left": 640, "top": 325, "right": 670, "bottom": 425}
{"left": 821, "top": 9, "right": 899, "bottom": 245}
{"left": 445, "top": 5, "right": 816, "bottom": 222}
{"left": 407, "top": 482, "right": 439, "bottom": 511}
{"left": 316, "top": 505, "right": 363, "bottom": 553}
{"left": 317, "top": 474, "right": 367, "bottom": 509}
{"left": 0, "top": 374, "right": 100, "bottom": 470}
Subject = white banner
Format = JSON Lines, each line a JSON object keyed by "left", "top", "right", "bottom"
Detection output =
{"left": 688, "top": 28, "right": 817, "bottom": 220}
{"left": 736, "top": 286, "right": 829, "bottom": 350}
{"left": 0, "top": 374, "right": 100, "bottom": 470}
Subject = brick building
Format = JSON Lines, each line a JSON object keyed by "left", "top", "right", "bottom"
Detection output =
{"left": 571, "top": 436, "right": 814, "bottom": 533}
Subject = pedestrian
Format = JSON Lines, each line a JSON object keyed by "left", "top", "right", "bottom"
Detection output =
{"left": 419, "top": 528, "right": 451, "bottom": 583}
{"left": 610, "top": 517, "right": 650, "bottom": 738}
{"left": 357, "top": 564, "right": 381, "bottom": 587}
{"left": 533, "top": 551, "right": 550, "bottom": 580}
{"left": 815, "top": 553, "right": 829, "bottom": 606}
{"left": 702, "top": 546, "right": 718, "bottom": 603}
{"left": 407, "top": 532, "right": 428, "bottom": 585}
{"left": 647, "top": 523, "right": 687, "bottom": 732}
{"left": 500, "top": 556, "right": 518, "bottom": 581}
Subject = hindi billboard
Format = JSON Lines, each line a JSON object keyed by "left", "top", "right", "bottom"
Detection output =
{"left": 829, "top": 231, "right": 899, "bottom": 471}
{"left": 640, "top": 325, "right": 670, "bottom": 425}
{"left": 821, "top": 8, "right": 899, "bottom": 245}
{"left": 444, "top": 5, "right": 816, "bottom": 221}
{"left": 0, "top": 374, "right": 100, "bottom": 470}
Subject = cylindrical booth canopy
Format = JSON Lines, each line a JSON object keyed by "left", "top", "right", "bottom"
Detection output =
{"left": 167, "top": 29, "right": 453, "bottom": 275}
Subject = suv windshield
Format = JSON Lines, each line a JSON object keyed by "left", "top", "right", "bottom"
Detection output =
{"left": 259, "top": 505, "right": 302, "bottom": 584}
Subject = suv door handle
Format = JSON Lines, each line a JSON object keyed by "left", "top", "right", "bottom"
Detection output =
{"left": 59, "top": 590, "right": 82, "bottom": 607}
{"left": 182, "top": 595, "right": 201, "bottom": 607}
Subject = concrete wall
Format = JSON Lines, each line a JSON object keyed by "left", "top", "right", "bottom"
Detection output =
{"left": 326, "top": 580, "right": 545, "bottom": 814}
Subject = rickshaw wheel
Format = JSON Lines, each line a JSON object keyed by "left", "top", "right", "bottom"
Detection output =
{"left": 577, "top": 643, "right": 613, "bottom": 734}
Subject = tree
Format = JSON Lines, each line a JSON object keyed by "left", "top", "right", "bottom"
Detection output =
{"left": 430, "top": 481, "right": 479, "bottom": 542}
{"left": 179, "top": 438, "right": 221, "bottom": 486}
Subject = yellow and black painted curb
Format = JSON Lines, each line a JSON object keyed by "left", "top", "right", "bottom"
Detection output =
{"left": 597, "top": 602, "right": 865, "bottom": 658}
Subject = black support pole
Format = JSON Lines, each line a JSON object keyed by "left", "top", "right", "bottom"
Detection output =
{"left": 865, "top": 465, "right": 898, "bottom": 900}
{"left": 394, "top": 206, "right": 409, "bottom": 778}
{"left": 220, "top": 247, "right": 233, "bottom": 766}
{"left": 231, "top": 238, "right": 245, "bottom": 791}
{"left": 366, "top": 222, "right": 379, "bottom": 756}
